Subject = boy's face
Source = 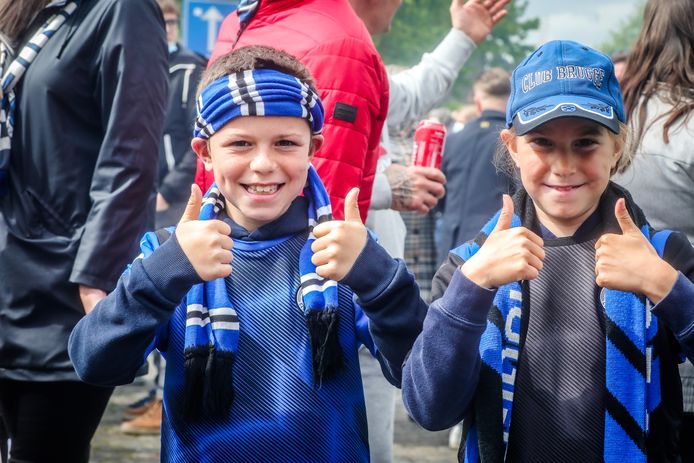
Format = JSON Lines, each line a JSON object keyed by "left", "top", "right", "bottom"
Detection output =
{"left": 193, "top": 116, "right": 323, "bottom": 231}
{"left": 502, "top": 117, "right": 622, "bottom": 236}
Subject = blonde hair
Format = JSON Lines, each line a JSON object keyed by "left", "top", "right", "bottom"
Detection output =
{"left": 494, "top": 121, "right": 632, "bottom": 178}
{"left": 473, "top": 68, "right": 511, "bottom": 99}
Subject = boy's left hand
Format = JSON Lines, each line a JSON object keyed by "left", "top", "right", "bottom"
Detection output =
{"left": 311, "top": 188, "right": 368, "bottom": 281}
{"left": 595, "top": 198, "right": 678, "bottom": 304}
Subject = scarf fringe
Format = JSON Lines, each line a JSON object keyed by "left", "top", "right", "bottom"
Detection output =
{"left": 183, "top": 346, "right": 210, "bottom": 419}
{"left": 203, "top": 349, "right": 235, "bottom": 417}
{"left": 306, "top": 308, "right": 343, "bottom": 384}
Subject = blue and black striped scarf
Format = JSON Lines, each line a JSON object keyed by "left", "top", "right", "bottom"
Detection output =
{"left": 182, "top": 167, "right": 340, "bottom": 418}
{"left": 184, "top": 66, "right": 330, "bottom": 418}
{"left": 0, "top": 0, "right": 78, "bottom": 196}
{"left": 451, "top": 184, "right": 669, "bottom": 463}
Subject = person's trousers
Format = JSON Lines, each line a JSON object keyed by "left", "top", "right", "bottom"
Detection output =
{"left": 359, "top": 348, "right": 396, "bottom": 463}
{"left": 0, "top": 379, "right": 113, "bottom": 463}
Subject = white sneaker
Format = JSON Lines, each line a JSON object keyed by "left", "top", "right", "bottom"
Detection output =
{"left": 448, "top": 423, "right": 463, "bottom": 450}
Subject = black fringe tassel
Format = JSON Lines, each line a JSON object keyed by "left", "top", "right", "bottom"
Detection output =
{"left": 182, "top": 346, "right": 209, "bottom": 419}
{"left": 305, "top": 308, "right": 344, "bottom": 385}
{"left": 203, "top": 349, "right": 235, "bottom": 418}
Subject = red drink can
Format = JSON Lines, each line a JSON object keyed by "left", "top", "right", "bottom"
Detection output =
{"left": 412, "top": 119, "right": 446, "bottom": 169}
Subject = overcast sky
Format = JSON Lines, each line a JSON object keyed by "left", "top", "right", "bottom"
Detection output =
{"left": 521, "top": 0, "right": 639, "bottom": 50}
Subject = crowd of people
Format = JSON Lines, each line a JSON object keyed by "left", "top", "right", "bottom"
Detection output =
{"left": 0, "top": 0, "right": 693, "bottom": 462}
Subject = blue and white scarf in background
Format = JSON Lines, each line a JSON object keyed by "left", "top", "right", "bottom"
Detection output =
{"left": 0, "top": 0, "right": 79, "bottom": 196}
{"left": 232, "top": 0, "right": 261, "bottom": 48}
{"left": 185, "top": 68, "right": 334, "bottom": 418}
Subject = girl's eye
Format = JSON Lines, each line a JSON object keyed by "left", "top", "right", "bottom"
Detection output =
{"left": 530, "top": 137, "right": 552, "bottom": 147}
{"left": 574, "top": 138, "right": 598, "bottom": 148}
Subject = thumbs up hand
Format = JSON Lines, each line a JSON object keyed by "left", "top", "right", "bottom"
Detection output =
{"left": 595, "top": 198, "right": 677, "bottom": 303}
{"left": 311, "top": 188, "right": 368, "bottom": 281}
{"left": 175, "top": 184, "right": 234, "bottom": 281}
{"left": 461, "top": 195, "right": 545, "bottom": 289}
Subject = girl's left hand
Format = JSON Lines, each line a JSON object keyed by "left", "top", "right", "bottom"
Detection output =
{"left": 595, "top": 198, "right": 678, "bottom": 304}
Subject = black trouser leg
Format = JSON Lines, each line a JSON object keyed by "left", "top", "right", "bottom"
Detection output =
{"left": 0, "top": 379, "right": 113, "bottom": 463}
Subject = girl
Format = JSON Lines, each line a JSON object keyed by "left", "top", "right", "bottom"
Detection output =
{"left": 402, "top": 40, "right": 694, "bottom": 463}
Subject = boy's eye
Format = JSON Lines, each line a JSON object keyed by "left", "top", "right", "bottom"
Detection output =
{"left": 229, "top": 140, "right": 251, "bottom": 147}
{"left": 276, "top": 139, "right": 299, "bottom": 147}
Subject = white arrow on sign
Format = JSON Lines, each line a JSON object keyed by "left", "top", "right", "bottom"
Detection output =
{"left": 193, "top": 6, "right": 225, "bottom": 53}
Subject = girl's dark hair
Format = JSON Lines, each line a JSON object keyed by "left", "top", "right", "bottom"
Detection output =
{"left": 197, "top": 45, "right": 315, "bottom": 99}
{"left": 0, "top": 0, "right": 50, "bottom": 42}
{"left": 620, "top": 0, "right": 694, "bottom": 144}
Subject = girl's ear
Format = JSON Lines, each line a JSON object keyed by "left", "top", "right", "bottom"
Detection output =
{"left": 309, "top": 135, "right": 323, "bottom": 161}
{"left": 191, "top": 138, "right": 212, "bottom": 169}
{"left": 500, "top": 129, "right": 520, "bottom": 168}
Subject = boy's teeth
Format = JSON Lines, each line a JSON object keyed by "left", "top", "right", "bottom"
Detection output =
{"left": 247, "top": 184, "right": 278, "bottom": 194}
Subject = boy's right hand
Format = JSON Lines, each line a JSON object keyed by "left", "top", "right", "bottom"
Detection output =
{"left": 176, "top": 184, "right": 233, "bottom": 281}
{"left": 461, "top": 195, "right": 544, "bottom": 289}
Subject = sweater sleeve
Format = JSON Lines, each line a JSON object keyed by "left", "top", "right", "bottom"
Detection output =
{"left": 387, "top": 28, "right": 476, "bottom": 131}
{"left": 651, "top": 231, "right": 694, "bottom": 362}
{"left": 68, "top": 233, "right": 201, "bottom": 386}
{"left": 401, "top": 253, "right": 497, "bottom": 430}
{"left": 341, "top": 237, "right": 427, "bottom": 387}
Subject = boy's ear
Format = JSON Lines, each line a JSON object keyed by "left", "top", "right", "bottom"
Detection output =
{"left": 309, "top": 135, "right": 324, "bottom": 160}
{"left": 500, "top": 129, "right": 520, "bottom": 168}
{"left": 191, "top": 137, "right": 212, "bottom": 169}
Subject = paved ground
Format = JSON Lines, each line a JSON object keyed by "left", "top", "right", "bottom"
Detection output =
{"left": 91, "top": 381, "right": 458, "bottom": 463}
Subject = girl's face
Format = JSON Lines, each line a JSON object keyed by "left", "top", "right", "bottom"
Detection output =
{"left": 502, "top": 117, "right": 622, "bottom": 237}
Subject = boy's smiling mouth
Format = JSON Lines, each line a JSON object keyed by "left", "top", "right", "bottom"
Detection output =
{"left": 243, "top": 183, "right": 283, "bottom": 194}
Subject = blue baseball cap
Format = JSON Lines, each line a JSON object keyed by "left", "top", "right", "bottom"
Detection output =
{"left": 506, "top": 40, "right": 625, "bottom": 135}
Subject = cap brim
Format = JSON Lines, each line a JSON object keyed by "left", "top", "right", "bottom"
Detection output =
{"left": 512, "top": 95, "right": 620, "bottom": 135}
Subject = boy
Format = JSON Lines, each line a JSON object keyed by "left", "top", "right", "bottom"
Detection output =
{"left": 69, "top": 46, "right": 427, "bottom": 462}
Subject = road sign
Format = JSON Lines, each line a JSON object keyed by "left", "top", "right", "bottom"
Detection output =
{"left": 183, "top": 0, "right": 239, "bottom": 58}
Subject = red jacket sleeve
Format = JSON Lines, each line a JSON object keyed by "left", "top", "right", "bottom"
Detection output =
{"left": 303, "top": 39, "right": 388, "bottom": 221}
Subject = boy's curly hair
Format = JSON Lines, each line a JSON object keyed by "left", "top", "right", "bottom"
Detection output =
{"left": 197, "top": 45, "right": 316, "bottom": 99}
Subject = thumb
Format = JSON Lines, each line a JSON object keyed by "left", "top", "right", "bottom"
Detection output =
{"left": 493, "top": 194, "right": 514, "bottom": 233}
{"left": 179, "top": 184, "right": 202, "bottom": 224}
{"left": 344, "top": 187, "right": 362, "bottom": 223}
{"left": 615, "top": 198, "right": 639, "bottom": 234}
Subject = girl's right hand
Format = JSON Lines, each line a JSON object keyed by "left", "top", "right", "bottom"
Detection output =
{"left": 461, "top": 195, "right": 545, "bottom": 289}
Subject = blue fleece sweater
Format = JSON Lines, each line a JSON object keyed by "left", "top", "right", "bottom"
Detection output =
{"left": 69, "top": 198, "right": 427, "bottom": 462}
{"left": 402, "top": 212, "right": 694, "bottom": 436}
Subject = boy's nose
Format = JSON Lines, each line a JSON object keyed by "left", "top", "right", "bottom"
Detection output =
{"left": 249, "top": 148, "right": 275, "bottom": 172}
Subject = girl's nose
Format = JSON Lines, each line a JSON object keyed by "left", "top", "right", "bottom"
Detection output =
{"left": 552, "top": 151, "right": 576, "bottom": 176}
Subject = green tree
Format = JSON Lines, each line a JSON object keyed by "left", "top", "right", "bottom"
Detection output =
{"left": 598, "top": 1, "right": 645, "bottom": 56}
{"left": 376, "top": 0, "right": 539, "bottom": 104}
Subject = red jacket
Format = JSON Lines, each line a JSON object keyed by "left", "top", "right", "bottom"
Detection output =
{"left": 194, "top": 0, "right": 389, "bottom": 220}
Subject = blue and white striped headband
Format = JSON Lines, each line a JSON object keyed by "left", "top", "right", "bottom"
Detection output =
{"left": 193, "top": 68, "right": 324, "bottom": 139}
